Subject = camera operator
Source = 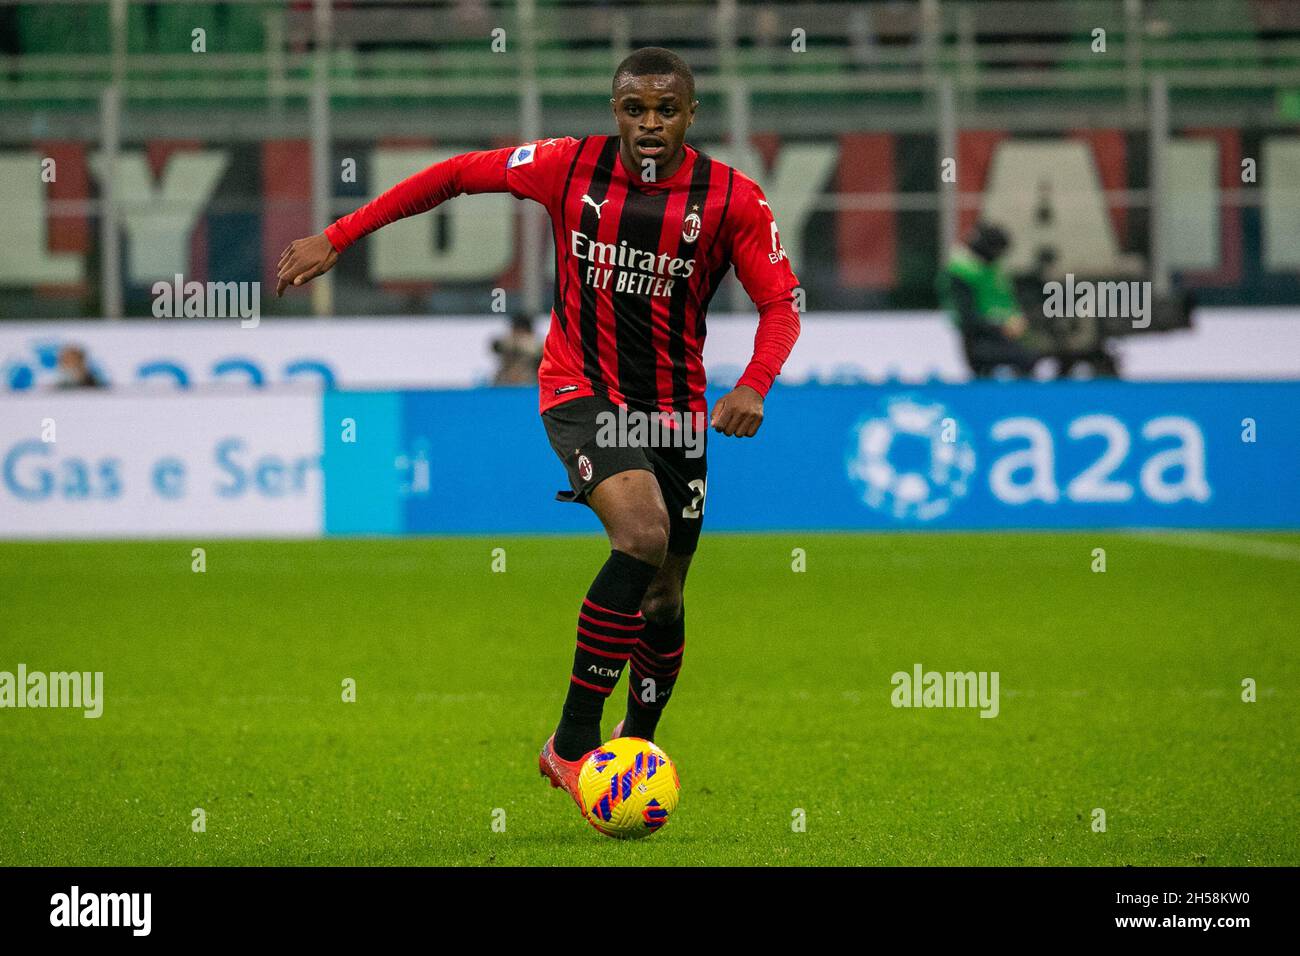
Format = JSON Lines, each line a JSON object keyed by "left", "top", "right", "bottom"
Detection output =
{"left": 491, "top": 312, "right": 543, "bottom": 386}
{"left": 54, "top": 345, "right": 106, "bottom": 390}
{"left": 938, "top": 222, "right": 1039, "bottom": 379}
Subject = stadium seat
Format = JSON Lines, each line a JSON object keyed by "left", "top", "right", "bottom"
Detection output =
{"left": 225, "top": 3, "right": 268, "bottom": 53}
{"left": 19, "top": 2, "right": 109, "bottom": 55}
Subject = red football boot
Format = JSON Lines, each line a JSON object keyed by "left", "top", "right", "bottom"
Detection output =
{"left": 538, "top": 734, "right": 593, "bottom": 809}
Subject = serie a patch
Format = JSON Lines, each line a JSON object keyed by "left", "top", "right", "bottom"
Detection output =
{"left": 506, "top": 143, "right": 537, "bottom": 168}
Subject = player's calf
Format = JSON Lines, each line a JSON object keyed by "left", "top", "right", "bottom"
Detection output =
{"left": 622, "top": 603, "right": 686, "bottom": 742}
{"left": 552, "top": 548, "right": 660, "bottom": 761}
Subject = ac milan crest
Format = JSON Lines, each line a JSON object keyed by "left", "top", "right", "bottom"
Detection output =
{"left": 682, "top": 210, "right": 701, "bottom": 243}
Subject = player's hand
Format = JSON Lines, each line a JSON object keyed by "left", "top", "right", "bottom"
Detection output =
{"left": 710, "top": 385, "right": 764, "bottom": 438}
{"left": 276, "top": 233, "right": 338, "bottom": 296}
{"left": 1003, "top": 314, "right": 1028, "bottom": 339}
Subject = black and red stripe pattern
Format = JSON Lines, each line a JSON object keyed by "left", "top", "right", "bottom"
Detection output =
{"left": 628, "top": 638, "right": 684, "bottom": 708}
{"left": 538, "top": 135, "right": 752, "bottom": 416}
{"left": 622, "top": 611, "right": 686, "bottom": 742}
{"left": 554, "top": 549, "right": 661, "bottom": 760}
{"left": 569, "top": 598, "right": 644, "bottom": 696}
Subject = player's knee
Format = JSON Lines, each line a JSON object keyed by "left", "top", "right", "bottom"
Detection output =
{"left": 641, "top": 587, "right": 682, "bottom": 626}
{"left": 612, "top": 521, "right": 669, "bottom": 568}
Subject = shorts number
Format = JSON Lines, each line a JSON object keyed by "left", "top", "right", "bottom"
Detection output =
{"left": 682, "top": 478, "right": 707, "bottom": 519}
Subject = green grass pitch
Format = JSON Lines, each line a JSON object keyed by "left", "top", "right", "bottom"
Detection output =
{"left": 1, "top": 532, "right": 1296, "bottom": 866}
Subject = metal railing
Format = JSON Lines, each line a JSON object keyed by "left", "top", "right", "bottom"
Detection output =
{"left": 4, "top": 0, "right": 1299, "bottom": 104}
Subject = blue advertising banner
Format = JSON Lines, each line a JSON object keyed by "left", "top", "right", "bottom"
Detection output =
{"left": 322, "top": 382, "right": 1300, "bottom": 535}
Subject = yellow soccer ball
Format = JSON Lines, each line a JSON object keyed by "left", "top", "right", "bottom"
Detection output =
{"left": 577, "top": 737, "right": 681, "bottom": 839}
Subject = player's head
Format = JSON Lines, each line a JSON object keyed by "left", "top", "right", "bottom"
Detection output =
{"left": 57, "top": 344, "right": 88, "bottom": 372}
{"left": 610, "top": 47, "right": 698, "bottom": 174}
{"left": 966, "top": 221, "right": 1010, "bottom": 262}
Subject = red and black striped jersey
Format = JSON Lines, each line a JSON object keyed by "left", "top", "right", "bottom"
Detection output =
{"left": 325, "top": 134, "right": 801, "bottom": 414}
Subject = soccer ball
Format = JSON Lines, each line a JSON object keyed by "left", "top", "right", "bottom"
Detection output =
{"left": 577, "top": 737, "right": 681, "bottom": 839}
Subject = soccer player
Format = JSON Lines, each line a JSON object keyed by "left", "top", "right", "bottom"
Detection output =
{"left": 276, "top": 47, "right": 801, "bottom": 809}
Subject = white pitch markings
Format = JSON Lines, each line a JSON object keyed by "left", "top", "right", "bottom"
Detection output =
{"left": 1126, "top": 530, "right": 1300, "bottom": 562}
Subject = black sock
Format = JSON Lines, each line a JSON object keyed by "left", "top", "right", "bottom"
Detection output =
{"left": 623, "top": 607, "right": 685, "bottom": 742}
{"left": 554, "top": 549, "right": 660, "bottom": 760}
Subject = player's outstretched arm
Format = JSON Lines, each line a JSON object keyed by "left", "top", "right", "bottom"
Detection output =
{"left": 276, "top": 233, "right": 338, "bottom": 296}
{"left": 274, "top": 140, "right": 569, "bottom": 297}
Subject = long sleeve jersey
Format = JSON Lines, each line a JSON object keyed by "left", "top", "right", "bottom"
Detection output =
{"left": 326, "top": 135, "right": 802, "bottom": 413}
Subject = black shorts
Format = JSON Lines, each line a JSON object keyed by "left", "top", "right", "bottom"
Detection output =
{"left": 542, "top": 393, "right": 708, "bottom": 556}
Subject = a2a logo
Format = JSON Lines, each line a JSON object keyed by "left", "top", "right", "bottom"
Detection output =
{"left": 989, "top": 414, "right": 1209, "bottom": 505}
{"left": 848, "top": 399, "right": 1213, "bottom": 522}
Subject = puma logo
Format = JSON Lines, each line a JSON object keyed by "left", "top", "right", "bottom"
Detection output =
{"left": 582, "top": 194, "right": 610, "bottom": 218}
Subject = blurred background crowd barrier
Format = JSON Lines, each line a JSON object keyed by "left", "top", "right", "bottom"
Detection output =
{"left": 2, "top": 0, "right": 1300, "bottom": 320}
{"left": 3, "top": 1, "right": 1298, "bottom": 538}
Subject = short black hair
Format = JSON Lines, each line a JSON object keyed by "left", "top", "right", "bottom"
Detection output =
{"left": 967, "top": 221, "right": 1010, "bottom": 262}
{"left": 612, "top": 47, "right": 695, "bottom": 104}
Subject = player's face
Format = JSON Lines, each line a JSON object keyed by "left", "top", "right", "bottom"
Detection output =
{"left": 611, "top": 74, "right": 697, "bottom": 178}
